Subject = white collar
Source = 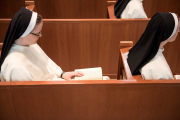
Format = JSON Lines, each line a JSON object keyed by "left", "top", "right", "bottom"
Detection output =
{"left": 11, "top": 44, "right": 29, "bottom": 52}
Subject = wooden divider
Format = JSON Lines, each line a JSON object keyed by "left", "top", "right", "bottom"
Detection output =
{"left": 34, "top": 0, "right": 108, "bottom": 18}
{"left": 0, "top": 0, "right": 25, "bottom": 18}
{"left": 0, "top": 82, "right": 17, "bottom": 120}
{"left": 1, "top": 19, "right": 180, "bottom": 78}
{"left": 1, "top": 80, "right": 180, "bottom": 120}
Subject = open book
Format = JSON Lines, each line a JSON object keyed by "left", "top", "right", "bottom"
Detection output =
{"left": 74, "top": 67, "right": 103, "bottom": 80}
{"left": 174, "top": 75, "right": 180, "bottom": 80}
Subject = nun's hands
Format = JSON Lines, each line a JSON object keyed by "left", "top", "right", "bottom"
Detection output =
{"left": 62, "top": 71, "right": 84, "bottom": 81}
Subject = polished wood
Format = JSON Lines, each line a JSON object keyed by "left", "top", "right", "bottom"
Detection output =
{"left": 119, "top": 47, "right": 142, "bottom": 80}
{"left": 34, "top": 0, "right": 107, "bottom": 18}
{"left": 0, "top": 0, "right": 25, "bottom": 18}
{"left": 117, "top": 41, "right": 133, "bottom": 79}
{"left": 0, "top": 19, "right": 180, "bottom": 78}
{"left": 107, "top": 5, "right": 117, "bottom": 19}
{"left": 0, "top": 82, "right": 17, "bottom": 120}
{"left": 2, "top": 80, "right": 179, "bottom": 120}
{"left": 25, "top": 1, "right": 35, "bottom": 11}
{"left": 143, "top": 0, "right": 180, "bottom": 18}
{"left": 107, "top": 1, "right": 116, "bottom": 6}
{"left": 39, "top": 19, "right": 149, "bottom": 79}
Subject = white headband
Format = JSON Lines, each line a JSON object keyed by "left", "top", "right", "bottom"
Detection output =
{"left": 20, "top": 11, "right": 37, "bottom": 37}
{"left": 167, "top": 13, "right": 178, "bottom": 39}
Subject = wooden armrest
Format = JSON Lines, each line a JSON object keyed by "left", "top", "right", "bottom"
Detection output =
{"left": 107, "top": 1, "right": 116, "bottom": 6}
{"left": 119, "top": 41, "right": 133, "bottom": 49}
{"left": 25, "top": 1, "right": 35, "bottom": 11}
{"left": 117, "top": 41, "right": 143, "bottom": 80}
{"left": 0, "top": 43, "right": 3, "bottom": 50}
{"left": 107, "top": 5, "right": 117, "bottom": 19}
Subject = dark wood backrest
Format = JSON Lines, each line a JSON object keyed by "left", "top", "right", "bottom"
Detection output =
{"left": 1, "top": 80, "right": 180, "bottom": 120}
{"left": 34, "top": 0, "right": 107, "bottom": 18}
{"left": 0, "top": 0, "right": 25, "bottom": 18}
{"left": 1, "top": 19, "right": 180, "bottom": 79}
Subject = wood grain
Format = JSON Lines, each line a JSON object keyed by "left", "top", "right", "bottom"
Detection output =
{"left": 34, "top": 0, "right": 107, "bottom": 18}
{"left": 0, "top": 0, "right": 25, "bottom": 18}
{"left": 0, "top": 19, "right": 180, "bottom": 78}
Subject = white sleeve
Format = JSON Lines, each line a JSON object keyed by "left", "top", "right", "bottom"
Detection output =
{"left": 32, "top": 44, "right": 63, "bottom": 78}
{"left": 141, "top": 71, "right": 153, "bottom": 80}
{"left": 10, "top": 67, "right": 34, "bottom": 81}
{"left": 130, "top": 9, "right": 148, "bottom": 18}
{"left": 48, "top": 58, "right": 63, "bottom": 78}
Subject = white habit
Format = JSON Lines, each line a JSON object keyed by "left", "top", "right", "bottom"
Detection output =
{"left": 121, "top": 0, "right": 148, "bottom": 19}
{"left": 140, "top": 48, "right": 174, "bottom": 80}
{"left": 1, "top": 43, "right": 65, "bottom": 81}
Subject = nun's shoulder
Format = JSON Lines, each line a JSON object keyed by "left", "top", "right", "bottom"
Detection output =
{"left": 3, "top": 51, "right": 26, "bottom": 65}
{"left": 128, "top": 1, "right": 142, "bottom": 9}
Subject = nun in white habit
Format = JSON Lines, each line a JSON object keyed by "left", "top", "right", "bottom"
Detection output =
{"left": 0, "top": 8, "right": 84, "bottom": 81}
{"left": 127, "top": 12, "right": 180, "bottom": 79}
{"left": 114, "top": 0, "right": 147, "bottom": 18}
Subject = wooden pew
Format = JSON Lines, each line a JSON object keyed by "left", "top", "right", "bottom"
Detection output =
{"left": 0, "top": 0, "right": 25, "bottom": 18}
{"left": 1, "top": 80, "right": 180, "bottom": 120}
{"left": 34, "top": 0, "right": 108, "bottom": 19}
{"left": 1, "top": 19, "right": 180, "bottom": 79}
{"left": 0, "top": 82, "right": 16, "bottom": 120}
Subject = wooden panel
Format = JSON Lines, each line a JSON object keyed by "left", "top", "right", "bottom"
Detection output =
{"left": 10, "top": 81, "right": 180, "bottom": 120}
{"left": 143, "top": 0, "right": 180, "bottom": 18}
{"left": 40, "top": 19, "right": 149, "bottom": 78}
{"left": 1, "top": 19, "right": 180, "bottom": 77}
{"left": 0, "top": 82, "right": 17, "bottom": 120}
{"left": 35, "top": 0, "right": 107, "bottom": 18}
{"left": 0, "top": 0, "right": 25, "bottom": 18}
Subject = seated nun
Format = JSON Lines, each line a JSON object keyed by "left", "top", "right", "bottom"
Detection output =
{"left": 114, "top": 0, "right": 147, "bottom": 19}
{"left": 127, "top": 12, "right": 180, "bottom": 79}
{"left": 0, "top": 7, "right": 84, "bottom": 81}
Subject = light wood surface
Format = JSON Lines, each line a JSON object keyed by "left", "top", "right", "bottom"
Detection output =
{"left": 1, "top": 80, "right": 180, "bottom": 120}
{"left": 108, "top": 5, "right": 117, "bottom": 19}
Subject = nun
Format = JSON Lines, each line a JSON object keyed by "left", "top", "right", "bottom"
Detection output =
{"left": 0, "top": 7, "right": 84, "bottom": 81}
{"left": 114, "top": 0, "right": 147, "bottom": 18}
{"left": 127, "top": 12, "right": 180, "bottom": 79}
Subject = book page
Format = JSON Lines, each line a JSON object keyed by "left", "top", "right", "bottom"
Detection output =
{"left": 75, "top": 67, "right": 103, "bottom": 80}
{"left": 174, "top": 75, "right": 180, "bottom": 80}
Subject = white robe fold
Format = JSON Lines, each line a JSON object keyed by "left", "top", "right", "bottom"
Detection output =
{"left": 140, "top": 48, "right": 174, "bottom": 80}
{"left": 121, "top": 0, "right": 148, "bottom": 19}
{"left": 1, "top": 43, "right": 65, "bottom": 81}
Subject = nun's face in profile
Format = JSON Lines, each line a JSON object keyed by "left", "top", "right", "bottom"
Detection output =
{"left": 25, "top": 21, "right": 43, "bottom": 45}
{"left": 167, "top": 20, "right": 180, "bottom": 42}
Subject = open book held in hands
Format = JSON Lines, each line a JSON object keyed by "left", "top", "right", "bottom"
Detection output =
{"left": 75, "top": 67, "right": 103, "bottom": 80}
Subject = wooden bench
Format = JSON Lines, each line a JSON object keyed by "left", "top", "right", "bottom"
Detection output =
{"left": 1, "top": 80, "right": 180, "bottom": 120}
{"left": 1, "top": 19, "right": 180, "bottom": 79}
